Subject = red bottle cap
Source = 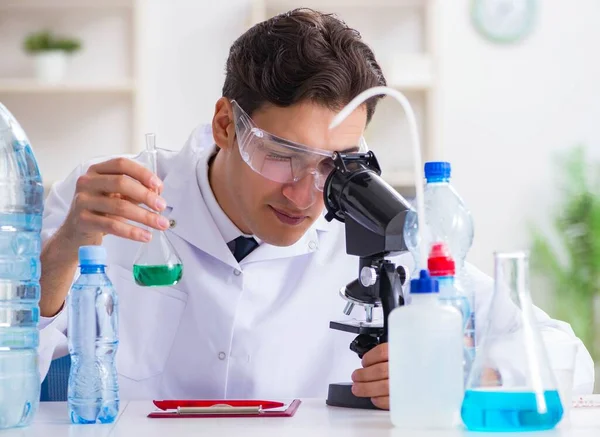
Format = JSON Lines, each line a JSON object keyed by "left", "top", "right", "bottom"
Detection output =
{"left": 427, "top": 242, "right": 455, "bottom": 276}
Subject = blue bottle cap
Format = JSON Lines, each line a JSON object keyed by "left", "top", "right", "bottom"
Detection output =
{"left": 424, "top": 161, "right": 451, "bottom": 182}
{"left": 410, "top": 269, "right": 439, "bottom": 294}
{"left": 78, "top": 245, "right": 107, "bottom": 266}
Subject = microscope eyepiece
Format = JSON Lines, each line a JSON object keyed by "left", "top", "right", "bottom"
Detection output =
{"left": 323, "top": 151, "right": 413, "bottom": 257}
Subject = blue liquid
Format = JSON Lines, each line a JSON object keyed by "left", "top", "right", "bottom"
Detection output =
{"left": 461, "top": 389, "right": 563, "bottom": 432}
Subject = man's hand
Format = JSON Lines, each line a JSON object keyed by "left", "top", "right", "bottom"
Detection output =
{"left": 61, "top": 157, "right": 170, "bottom": 248}
{"left": 351, "top": 343, "right": 389, "bottom": 410}
{"left": 40, "top": 157, "right": 170, "bottom": 317}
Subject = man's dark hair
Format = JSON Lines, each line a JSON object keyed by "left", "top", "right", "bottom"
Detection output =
{"left": 222, "top": 8, "right": 386, "bottom": 123}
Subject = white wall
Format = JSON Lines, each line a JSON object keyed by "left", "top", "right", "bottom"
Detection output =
{"left": 0, "top": 4, "right": 134, "bottom": 189}
{"left": 136, "top": 0, "right": 251, "bottom": 151}
{"left": 437, "top": 0, "right": 600, "bottom": 277}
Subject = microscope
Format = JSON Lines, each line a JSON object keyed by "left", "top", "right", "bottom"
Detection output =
{"left": 322, "top": 150, "right": 414, "bottom": 410}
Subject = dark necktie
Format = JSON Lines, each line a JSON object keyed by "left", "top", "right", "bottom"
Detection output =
{"left": 232, "top": 236, "right": 259, "bottom": 262}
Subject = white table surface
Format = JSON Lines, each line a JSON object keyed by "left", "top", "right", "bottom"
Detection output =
{"left": 3, "top": 397, "right": 600, "bottom": 437}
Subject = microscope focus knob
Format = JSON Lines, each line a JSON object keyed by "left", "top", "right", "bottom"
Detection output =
{"left": 350, "top": 334, "right": 380, "bottom": 359}
{"left": 360, "top": 266, "right": 378, "bottom": 287}
{"left": 396, "top": 265, "right": 408, "bottom": 285}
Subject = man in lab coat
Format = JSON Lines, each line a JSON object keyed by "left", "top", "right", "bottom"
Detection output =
{"left": 38, "top": 9, "right": 594, "bottom": 407}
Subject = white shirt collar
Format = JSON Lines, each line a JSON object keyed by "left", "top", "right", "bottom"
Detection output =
{"left": 196, "top": 146, "right": 256, "bottom": 245}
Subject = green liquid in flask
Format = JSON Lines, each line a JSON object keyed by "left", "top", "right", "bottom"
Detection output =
{"left": 133, "top": 134, "right": 184, "bottom": 287}
{"left": 133, "top": 264, "right": 183, "bottom": 287}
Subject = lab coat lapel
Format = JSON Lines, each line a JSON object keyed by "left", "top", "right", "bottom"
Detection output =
{"left": 242, "top": 229, "right": 317, "bottom": 264}
{"left": 159, "top": 132, "right": 237, "bottom": 268}
{"left": 242, "top": 214, "right": 336, "bottom": 264}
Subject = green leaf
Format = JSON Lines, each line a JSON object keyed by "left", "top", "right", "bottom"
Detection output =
{"left": 529, "top": 145, "right": 600, "bottom": 361}
{"left": 23, "top": 30, "right": 82, "bottom": 54}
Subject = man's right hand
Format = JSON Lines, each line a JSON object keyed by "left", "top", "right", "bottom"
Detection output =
{"left": 40, "top": 157, "right": 170, "bottom": 318}
{"left": 60, "top": 157, "right": 170, "bottom": 248}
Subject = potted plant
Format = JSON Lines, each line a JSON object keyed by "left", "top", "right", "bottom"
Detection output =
{"left": 23, "top": 30, "right": 82, "bottom": 83}
{"left": 530, "top": 145, "right": 600, "bottom": 367}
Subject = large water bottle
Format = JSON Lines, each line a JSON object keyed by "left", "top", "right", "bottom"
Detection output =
{"left": 0, "top": 103, "right": 43, "bottom": 429}
{"left": 67, "top": 246, "right": 119, "bottom": 424}
{"left": 404, "top": 161, "right": 475, "bottom": 341}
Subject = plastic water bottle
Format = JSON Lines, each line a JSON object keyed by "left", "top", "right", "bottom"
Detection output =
{"left": 0, "top": 103, "right": 43, "bottom": 429}
{"left": 388, "top": 270, "right": 463, "bottom": 428}
{"left": 405, "top": 161, "right": 474, "bottom": 274}
{"left": 404, "top": 161, "right": 476, "bottom": 349}
{"left": 428, "top": 242, "right": 474, "bottom": 384}
{"left": 67, "top": 246, "right": 119, "bottom": 424}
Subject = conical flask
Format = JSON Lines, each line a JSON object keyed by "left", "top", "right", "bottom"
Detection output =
{"left": 132, "top": 134, "right": 183, "bottom": 287}
{"left": 461, "top": 251, "right": 563, "bottom": 432}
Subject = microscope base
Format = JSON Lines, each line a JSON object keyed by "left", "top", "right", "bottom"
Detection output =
{"left": 326, "top": 383, "right": 379, "bottom": 409}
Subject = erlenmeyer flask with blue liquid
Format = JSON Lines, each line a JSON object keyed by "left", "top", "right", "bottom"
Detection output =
{"left": 461, "top": 251, "right": 563, "bottom": 432}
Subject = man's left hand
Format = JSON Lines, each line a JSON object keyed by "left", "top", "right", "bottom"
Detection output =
{"left": 350, "top": 343, "right": 389, "bottom": 410}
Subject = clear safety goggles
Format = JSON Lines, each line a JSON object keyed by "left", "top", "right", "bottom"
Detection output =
{"left": 230, "top": 100, "right": 368, "bottom": 191}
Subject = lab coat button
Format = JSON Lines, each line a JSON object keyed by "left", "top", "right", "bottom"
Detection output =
{"left": 308, "top": 241, "right": 317, "bottom": 251}
{"left": 233, "top": 269, "right": 241, "bottom": 276}
{"left": 218, "top": 352, "right": 226, "bottom": 360}
{"left": 169, "top": 219, "right": 177, "bottom": 228}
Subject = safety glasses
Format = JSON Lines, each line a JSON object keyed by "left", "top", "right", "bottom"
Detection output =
{"left": 230, "top": 100, "right": 368, "bottom": 191}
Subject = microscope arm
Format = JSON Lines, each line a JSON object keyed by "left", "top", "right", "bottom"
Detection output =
{"left": 379, "top": 261, "right": 406, "bottom": 343}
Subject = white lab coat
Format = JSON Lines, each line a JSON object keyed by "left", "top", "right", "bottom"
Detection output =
{"left": 38, "top": 125, "right": 595, "bottom": 400}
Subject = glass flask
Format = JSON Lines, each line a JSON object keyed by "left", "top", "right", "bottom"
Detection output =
{"left": 461, "top": 251, "right": 563, "bottom": 432}
{"left": 132, "top": 134, "right": 183, "bottom": 287}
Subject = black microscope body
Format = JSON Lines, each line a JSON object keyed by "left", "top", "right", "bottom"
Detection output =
{"left": 322, "top": 151, "right": 414, "bottom": 409}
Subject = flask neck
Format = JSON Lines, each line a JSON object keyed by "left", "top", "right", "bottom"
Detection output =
{"left": 494, "top": 252, "right": 532, "bottom": 308}
{"left": 80, "top": 265, "right": 106, "bottom": 274}
{"left": 149, "top": 150, "right": 158, "bottom": 174}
